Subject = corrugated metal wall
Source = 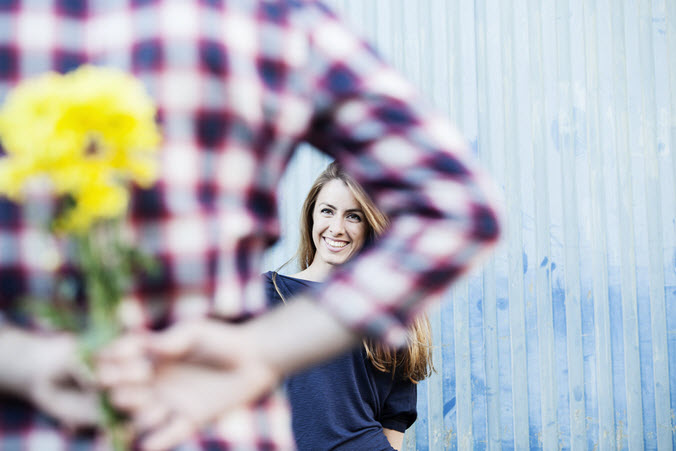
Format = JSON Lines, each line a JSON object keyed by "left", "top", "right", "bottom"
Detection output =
{"left": 263, "top": 1, "right": 676, "bottom": 449}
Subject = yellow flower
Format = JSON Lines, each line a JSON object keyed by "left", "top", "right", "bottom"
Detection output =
{"left": 0, "top": 72, "right": 66, "bottom": 161}
{"left": 55, "top": 174, "right": 130, "bottom": 233}
{"left": 0, "top": 158, "right": 36, "bottom": 198}
{"left": 0, "top": 65, "right": 161, "bottom": 232}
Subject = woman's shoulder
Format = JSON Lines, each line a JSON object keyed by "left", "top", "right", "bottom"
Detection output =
{"left": 262, "top": 271, "right": 318, "bottom": 300}
{"left": 263, "top": 271, "right": 319, "bottom": 286}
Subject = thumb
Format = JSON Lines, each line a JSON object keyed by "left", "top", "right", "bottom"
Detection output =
{"left": 48, "top": 387, "right": 101, "bottom": 430}
{"left": 144, "top": 322, "right": 202, "bottom": 360}
{"left": 145, "top": 320, "right": 239, "bottom": 367}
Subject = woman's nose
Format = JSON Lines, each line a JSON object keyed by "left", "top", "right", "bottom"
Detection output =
{"left": 329, "top": 217, "right": 345, "bottom": 235}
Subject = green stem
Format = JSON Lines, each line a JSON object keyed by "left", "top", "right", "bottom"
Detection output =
{"left": 75, "top": 226, "right": 129, "bottom": 450}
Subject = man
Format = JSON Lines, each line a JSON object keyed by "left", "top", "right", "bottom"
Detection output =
{"left": 0, "top": 1, "right": 500, "bottom": 449}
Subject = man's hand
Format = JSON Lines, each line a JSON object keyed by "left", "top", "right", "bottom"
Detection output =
{"left": 0, "top": 327, "right": 100, "bottom": 430}
{"left": 97, "top": 320, "right": 280, "bottom": 451}
{"left": 98, "top": 296, "right": 359, "bottom": 450}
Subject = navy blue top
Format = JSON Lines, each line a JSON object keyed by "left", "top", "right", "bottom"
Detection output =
{"left": 263, "top": 271, "right": 417, "bottom": 451}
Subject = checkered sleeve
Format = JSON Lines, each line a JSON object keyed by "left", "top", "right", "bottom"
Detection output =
{"left": 300, "top": 1, "right": 502, "bottom": 346}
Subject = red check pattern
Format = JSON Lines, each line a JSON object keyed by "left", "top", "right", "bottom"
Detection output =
{"left": 0, "top": 0, "right": 500, "bottom": 449}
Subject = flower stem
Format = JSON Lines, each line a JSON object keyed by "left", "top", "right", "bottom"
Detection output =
{"left": 75, "top": 225, "right": 129, "bottom": 449}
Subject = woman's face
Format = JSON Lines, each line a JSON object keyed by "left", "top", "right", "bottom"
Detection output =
{"left": 311, "top": 179, "right": 368, "bottom": 270}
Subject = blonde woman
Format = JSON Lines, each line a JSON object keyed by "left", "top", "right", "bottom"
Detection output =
{"left": 265, "top": 162, "right": 433, "bottom": 450}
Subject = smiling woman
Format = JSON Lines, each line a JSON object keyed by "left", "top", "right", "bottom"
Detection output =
{"left": 265, "top": 162, "right": 433, "bottom": 450}
{"left": 309, "top": 179, "right": 368, "bottom": 274}
{"left": 294, "top": 162, "right": 389, "bottom": 281}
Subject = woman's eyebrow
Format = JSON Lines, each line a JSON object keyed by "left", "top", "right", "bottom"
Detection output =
{"left": 319, "top": 202, "right": 363, "bottom": 213}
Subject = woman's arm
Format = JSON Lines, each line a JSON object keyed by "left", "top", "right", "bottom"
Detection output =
{"left": 383, "top": 428, "right": 404, "bottom": 450}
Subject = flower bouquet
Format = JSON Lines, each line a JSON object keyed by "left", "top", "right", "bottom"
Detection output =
{"left": 0, "top": 65, "right": 161, "bottom": 449}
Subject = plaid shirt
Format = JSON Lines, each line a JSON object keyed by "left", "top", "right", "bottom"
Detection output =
{"left": 0, "top": 0, "right": 500, "bottom": 449}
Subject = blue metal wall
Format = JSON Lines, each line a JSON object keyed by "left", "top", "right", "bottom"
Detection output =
{"left": 264, "top": 1, "right": 676, "bottom": 449}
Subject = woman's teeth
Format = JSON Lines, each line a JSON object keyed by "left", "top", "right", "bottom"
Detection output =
{"left": 326, "top": 238, "right": 347, "bottom": 248}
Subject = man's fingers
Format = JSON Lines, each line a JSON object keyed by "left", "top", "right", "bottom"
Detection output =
{"left": 38, "top": 386, "right": 100, "bottom": 430}
{"left": 133, "top": 403, "right": 171, "bottom": 434}
{"left": 144, "top": 322, "right": 201, "bottom": 359}
{"left": 141, "top": 413, "right": 196, "bottom": 451}
{"left": 98, "top": 333, "right": 146, "bottom": 362}
{"left": 67, "top": 357, "right": 97, "bottom": 390}
{"left": 97, "top": 334, "right": 153, "bottom": 387}
{"left": 109, "top": 384, "right": 154, "bottom": 412}
{"left": 97, "top": 359, "right": 153, "bottom": 387}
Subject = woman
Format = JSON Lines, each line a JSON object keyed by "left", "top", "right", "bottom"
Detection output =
{"left": 264, "top": 162, "right": 433, "bottom": 450}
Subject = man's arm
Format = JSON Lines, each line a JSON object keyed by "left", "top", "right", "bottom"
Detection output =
{"left": 300, "top": 1, "right": 501, "bottom": 347}
{"left": 100, "top": 2, "right": 501, "bottom": 449}
{"left": 99, "top": 295, "right": 359, "bottom": 451}
{"left": 0, "top": 326, "right": 36, "bottom": 398}
{"left": 0, "top": 326, "right": 99, "bottom": 429}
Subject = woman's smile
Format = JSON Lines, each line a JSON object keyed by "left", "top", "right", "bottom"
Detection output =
{"left": 323, "top": 237, "right": 349, "bottom": 250}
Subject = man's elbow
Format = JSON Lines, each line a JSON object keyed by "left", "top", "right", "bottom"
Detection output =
{"left": 471, "top": 203, "right": 501, "bottom": 244}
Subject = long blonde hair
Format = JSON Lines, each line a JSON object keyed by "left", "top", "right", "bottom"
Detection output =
{"left": 273, "top": 162, "right": 433, "bottom": 382}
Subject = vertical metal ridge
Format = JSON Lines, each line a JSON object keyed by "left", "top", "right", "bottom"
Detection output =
{"left": 427, "top": 302, "right": 445, "bottom": 450}
{"left": 372, "top": 0, "right": 391, "bottom": 60}
{"left": 668, "top": 0, "right": 676, "bottom": 192}
{"left": 440, "top": 296, "right": 458, "bottom": 451}
{"left": 472, "top": 1, "right": 493, "bottom": 448}
{"left": 423, "top": 3, "right": 448, "bottom": 449}
{"left": 665, "top": 0, "right": 676, "bottom": 444}
{"left": 582, "top": 1, "right": 616, "bottom": 450}
{"left": 540, "top": 0, "right": 579, "bottom": 449}
{"left": 499, "top": 1, "right": 530, "bottom": 450}
{"left": 401, "top": 0, "right": 421, "bottom": 88}
{"left": 482, "top": 260, "right": 500, "bottom": 451}
{"left": 447, "top": 0, "right": 462, "bottom": 122}
{"left": 448, "top": 0, "right": 500, "bottom": 447}
{"left": 476, "top": 3, "right": 503, "bottom": 432}
{"left": 530, "top": 1, "right": 559, "bottom": 449}
{"left": 453, "top": 281, "right": 473, "bottom": 449}
{"left": 555, "top": 0, "right": 585, "bottom": 448}
{"left": 474, "top": 0, "right": 498, "bottom": 446}
{"left": 525, "top": 1, "right": 551, "bottom": 448}
{"left": 442, "top": 3, "right": 462, "bottom": 450}
{"left": 452, "top": 283, "right": 474, "bottom": 449}
{"left": 610, "top": 1, "right": 643, "bottom": 448}
{"left": 388, "top": 0, "right": 405, "bottom": 76}
{"left": 637, "top": 0, "right": 673, "bottom": 448}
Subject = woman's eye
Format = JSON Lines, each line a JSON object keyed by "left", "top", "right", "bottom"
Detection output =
{"left": 320, "top": 208, "right": 333, "bottom": 215}
{"left": 348, "top": 214, "right": 362, "bottom": 222}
